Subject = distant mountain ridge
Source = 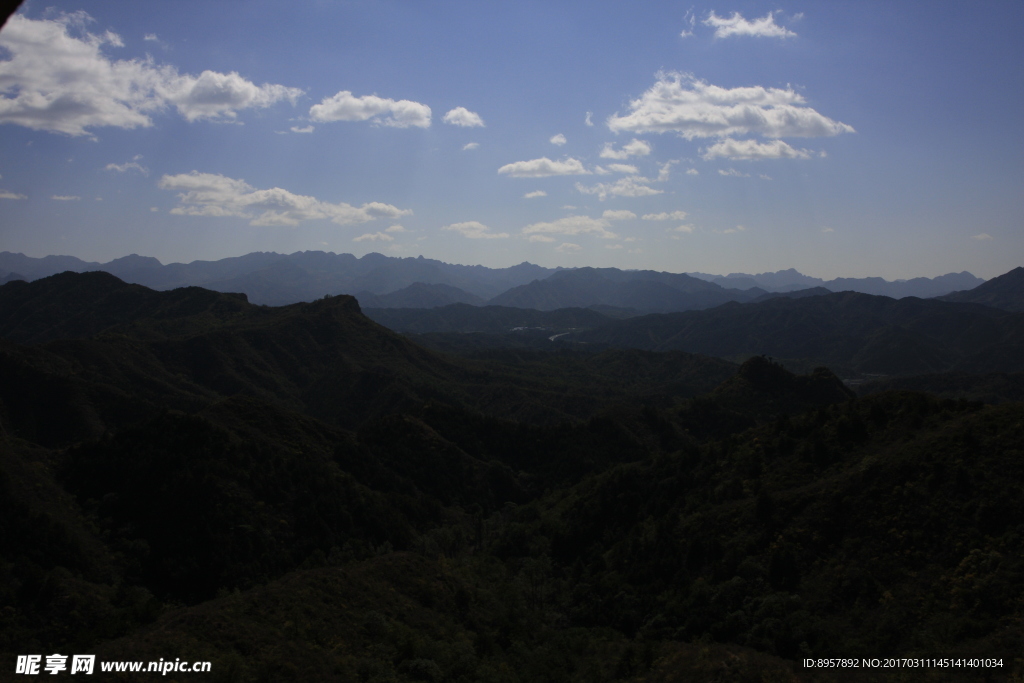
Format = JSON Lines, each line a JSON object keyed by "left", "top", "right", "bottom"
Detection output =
{"left": 938, "top": 266, "right": 1024, "bottom": 311}
{"left": 0, "top": 250, "right": 990, "bottom": 311}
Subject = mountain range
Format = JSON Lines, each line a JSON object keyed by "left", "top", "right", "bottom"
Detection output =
{"left": 0, "top": 250, "right": 987, "bottom": 313}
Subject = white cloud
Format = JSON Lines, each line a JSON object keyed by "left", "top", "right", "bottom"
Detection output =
{"left": 656, "top": 160, "right": 678, "bottom": 182}
{"left": 703, "top": 11, "right": 796, "bottom": 39}
{"left": 585, "top": 111, "right": 594, "bottom": 126}
{"left": 718, "top": 168, "right": 749, "bottom": 177}
{"left": 442, "top": 221, "right": 509, "bottom": 239}
{"left": 144, "top": 33, "right": 158, "bottom": 41}
{"left": 759, "top": 173, "right": 772, "bottom": 180}
{"left": 353, "top": 232, "right": 394, "bottom": 242}
{"left": 821, "top": 227, "right": 834, "bottom": 233}
{"left": 602, "top": 210, "right": 636, "bottom": 221}
{"left": 310, "top": 90, "right": 431, "bottom": 128}
{"left": 972, "top": 233, "right": 993, "bottom": 240}
{"left": 524, "top": 190, "right": 547, "bottom": 199}
{"left": 642, "top": 211, "right": 688, "bottom": 220}
{"left": 0, "top": 12, "right": 303, "bottom": 135}
{"left": 607, "top": 72, "right": 854, "bottom": 140}
{"left": 462, "top": 142, "right": 479, "bottom": 150}
{"left": 527, "top": 234, "right": 555, "bottom": 243}
{"left": 686, "top": 168, "right": 699, "bottom": 175}
{"left": 290, "top": 125, "right": 314, "bottom": 133}
{"left": 158, "top": 171, "right": 411, "bottom": 226}
{"left": 576, "top": 176, "right": 663, "bottom": 201}
{"left": 385, "top": 224, "right": 407, "bottom": 233}
{"left": 669, "top": 224, "right": 695, "bottom": 233}
{"left": 150, "top": 207, "right": 158, "bottom": 212}
{"left": 443, "top": 106, "right": 484, "bottom": 127}
{"left": 680, "top": 10, "right": 696, "bottom": 37}
{"left": 498, "top": 157, "right": 590, "bottom": 178}
{"left": 105, "top": 154, "right": 148, "bottom": 174}
{"left": 550, "top": 133, "right": 567, "bottom": 146}
{"left": 556, "top": 242, "right": 582, "bottom": 253}
{"left": 594, "top": 166, "right": 611, "bottom": 176}
{"left": 599, "top": 138, "right": 652, "bottom": 159}
{"left": 1, "top": 190, "right": 27, "bottom": 199}
{"left": 720, "top": 225, "right": 746, "bottom": 234}
{"left": 606, "top": 163, "right": 639, "bottom": 174}
{"left": 702, "top": 138, "right": 812, "bottom": 160}
{"left": 522, "top": 215, "right": 617, "bottom": 239}
{"left": 606, "top": 244, "right": 624, "bottom": 249}
{"left": 51, "top": 194, "right": 80, "bottom": 200}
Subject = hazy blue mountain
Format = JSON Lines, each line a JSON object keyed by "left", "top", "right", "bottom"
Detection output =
{"left": 488, "top": 267, "right": 763, "bottom": 313}
{"left": 355, "top": 282, "right": 485, "bottom": 309}
{"left": 938, "top": 265, "right": 1024, "bottom": 311}
{"left": 689, "top": 267, "right": 984, "bottom": 298}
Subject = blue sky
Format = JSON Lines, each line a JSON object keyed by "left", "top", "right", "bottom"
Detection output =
{"left": 1, "top": 1, "right": 1021, "bottom": 279}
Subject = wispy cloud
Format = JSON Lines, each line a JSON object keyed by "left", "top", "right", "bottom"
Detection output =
{"left": 599, "top": 138, "right": 651, "bottom": 159}
{"left": 608, "top": 72, "right": 854, "bottom": 140}
{"left": 972, "top": 233, "right": 993, "bottom": 240}
{"left": 443, "top": 221, "right": 509, "bottom": 239}
{"left": 718, "top": 168, "right": 749, "bottom": 177}
{"left": 703, "top": 11, "right": 796, "bottom": 39}
{"left": 585, "top": 112, "right": 594, "bottom": 126}
{"left": 462, "top": 142, "right": 479, "bottom": 150}
{"left": 643, "top": 211, "right": 688, "bottom": 220}
{"left": 550, "top": 133, "right": 567, "bottom": 146}
{"left": 0, "top": 190, "right": 27, "bottom": 199}
{"left": 498, "top": 157, "right": 590, "bottom": 178}
{"left": 158, "top": 171, "right": 410, "bottom": 226}
{"left": 353, "top": 232, "right": 394, "bottom": 242}
{"left": 524, "top": 190, "right": 547, "bottom": 199}
{"left": 51, "top": 195, "right": 80, "bottom": 200}
{"left": 703, "top": 138, "right": 812, "bottom": 160}
{"left": 576, "top": 176, "right": 663, "bottom": 200}
{"left": 105, "top": 154, "right": 148, "bottom": 175}
{"left": 310, "top": 91, "right": 431, "bottom": 128}
{"left": 556, "top": 242, "right": 582, "bottom": 253}
{"left": 290, "top": 125, "right": 314, "bottom": 134}
{"left": 522, "top": 215, "right": 617, "bottom": 239}
{"left": 680, "top": 9, "right": 697, "bottom": 37}
{"left": 442, "top": 106, "right": 484, "bottom": 127}
{"left": 602, "top": 210, "right": 636, "bottom": 221}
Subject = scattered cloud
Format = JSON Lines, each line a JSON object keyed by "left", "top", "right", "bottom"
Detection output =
{"left": 602, "top": 210, "right": 637, "bottom": 221}
{"left": 353, "top": 232, "right": 394, "bottom": 242}
{"left": 442, "top": 221, "right": 509, "bottom": 239}
{"left": 150, "top": 207, "right": 158, "bottom": 212}
{"left": 718, "top": 168, "right": 749, "bottom": 177}
{"left": 105, "top": 154, "right": 148, "bottom": 174}
{"left": 522, "top": 215, "right": 617, "bottom": 240}
{"left": 576, "top": 176, "right": 662, "bottom": 200}
{"left": 524, "top": 190, "right": 547, "bottom": 199}
{"left": 719, "top": 225, "right": 746, "bottom": 234}
{"left": 703, "top": 11, "right": 796, "bottom": 39}
{"left": 680, "top": 9, "right": 697, "bottom": 37}
{"left": 498, "top": 157, "right": 590, "bottom": 178}
{"left": 527, "top": 234, "right": 556, "bottom": 243}
{"left": 0, "top": 12, "right": 303, "bottom": 135}
{"left": 702, "top": 138, "right": 812, "bottom": 161}
{"left": 607, "top": 72, "right": 854, "bottom": 140}
{"left": 51, "top": 195, "right": 80, "bottom": 200}
{"left": 972, "top": 233, "right": 993, "bottom": 240}
{"left": 585, "top": 111, "right": 594, "bottom": 126}
{"left": 821, "top": 227, "right": 834, "bottom": 233}
{"left": 462, "top": 142, "right": 479, "bottom": 150}
{"left": 0, "top": 190, "right": 27, "bottom": 199}
{"left": 594, "top": 166, "right": 611, "bottom": 176}
{"left": 143, "top": 33, "right": 158, "bottom": 41}
{"left": 686, "top": 168, "right": 699, "bottom": 175}
{"left": 656, "top": 160, "right": 679, "bottom": 182}
{"left": 290, "top": 125, "right": 314, "bottom": 133}
{"left": 759, "top": 173, "right": 772, "bottom": 180}
{"left": 158, "top": 171, "right": 411, "bottom": 226}
{"left": 643, "top": 211, "right": 688, "bottom": 220}
{"left": 606, "top": 244, "right": 624, "bottom": 249}
{"left": 599, "top": 138, "right": 651, "bottom": 159}
{"left": 556, "top": 242, "right": 582, "bottom": 253}
{"left": 561, "top": 205, "right": 577, "bottom": 210}
{"left": 606, "top": 163, "right": 639, "bottom": 174}
{"left": 550, "top": 133, "right": 567, "bottom": 146}
{"left": 385, "top": 224, "right": 407, "bottom": 233}
{"left": 310, "top": 90, "right": 431, "bottom": 128}
{"left": 442, "top": 106, "right": 484, "bottom": 127}
{"left": 668, "top": 224, "right": 695, "bottom": 233}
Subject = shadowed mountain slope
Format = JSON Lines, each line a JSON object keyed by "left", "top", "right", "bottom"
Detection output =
{"left": 938, "top": 266, "right": 1024, "bottom": 311}
{"left": 570, "top": 291, "right": 1024, "bottom": 376}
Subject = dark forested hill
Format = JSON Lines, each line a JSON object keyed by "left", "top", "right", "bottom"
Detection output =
{"left": 938, "top": 266, "right": 1024, "bottom": 311}
{"left": 2, "top": 273, "right": 1022, "bottom": 681}
{"left": 569, "top": 291, "right": 1024, "bottom": 377}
